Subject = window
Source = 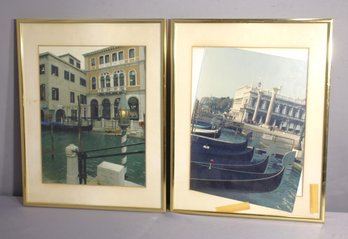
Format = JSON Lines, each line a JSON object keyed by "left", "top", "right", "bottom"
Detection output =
{"left": 51, "top": 65, "right": 59, "bottom": 76}
{"left": 91, "top": 58, "right": 96, "bottom": 66}
{"left": 119, "top": 72, "right": 125, "bottom": 86}
{"left": 39, "top": 64, "right": 45, "bottom": 75}
{"left": 64, "top": 70, "right": 69, "bottom": 80}
{"left": 70, "top": 73, "right": 75, "bottom": 82}
{"left": 129, "top": 70, "right": 136, "bottom": 86}
{"left": 113, "top": 74, "right": 119, "bottom": 87}
{"left": 129, "top": 48, "right": 135, "bottom": 59}
{"left": 52, "top": 87, "right": 59, "bottom": 100}
{"left": 112, "top": 53, "right": 117, "bottom": 62}
{"left": 106, "top": 75, "right": 110, "bottom": 87}
{"left": 118, "top": 51, "right": 124, "bottom": 61}
{"left": 91, "top": 77, "right": 97, "bottom": 90}
{"left": 105, "top": 55, "right": 110, "bottom": 63}
{"left": 79, "top": 94, "right": 87, "bottom": 104}
{"left": 100, "top": 75, "right": 105, "bottom": 88}
{"left": 40, "top": 84, "right": 45, "bottom": 100}
{"left": 80, "top": 77, "right": 86, "bottom": 87}
{"left": 70, "top": 92, "right": 75, "bottom": 103}
{"left": 99, "top": 56, "right": 104, "bottom": 64}
{"left": 76, "top": 62, "right": 81, "bottom": 69}
{"left": 69, "top": 58, "right": 74, "bottom": 65}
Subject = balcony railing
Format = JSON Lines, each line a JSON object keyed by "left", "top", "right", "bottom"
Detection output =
{"left": 99, "top": 57, "right": 140, "bottom": 69}
{"left": 97, "top": 86, "right": 126, "bottom": 94}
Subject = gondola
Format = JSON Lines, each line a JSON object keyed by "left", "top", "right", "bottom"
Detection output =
{"left": 191, "top": 133, "right": 248, "bottom": 152}
{"left": 191, "top": 145, "right": 255, "bottom": 162}
{"left": 41, "top": 121, "right": 93, "bottom": 132}
{"left": 191, "top": 128, "right": 221, "bottom": 138}
{"left": 192, "top": 123, "right": 213, "bottom": 130}
{"left": 191, "top": 133, "right": 251, "bottom": 160}
{"left": 191, "top": 155, "right": 269, "bottom": 173}
{"left": 190, "top": 154, "right": 294, "bottom": 192}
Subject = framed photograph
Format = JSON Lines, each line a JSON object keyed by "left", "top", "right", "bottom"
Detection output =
{"left": 170, "top": 19, "right": 332, "bottom": 222}
{"left": 17, "top": 19, "right": 166, "bottom": 211}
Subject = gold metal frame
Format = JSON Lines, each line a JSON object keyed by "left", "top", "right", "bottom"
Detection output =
{"left": 17, "top": 19, "right": 167, "bottom": 212}
{"left": 169, "top": 19, "right": 333, "bottom": 222}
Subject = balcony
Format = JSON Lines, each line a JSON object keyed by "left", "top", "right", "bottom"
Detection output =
{"left": 97, "top": 86, "right": 126, "bottom": 95}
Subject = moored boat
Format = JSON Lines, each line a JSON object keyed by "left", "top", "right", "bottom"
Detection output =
{"left": 192, "top": 128, "right": 221, "bottom": 138}
{"left": 41, "top": 121, "right": 93, "bottom": 132}
{"left": 191, "top": 133, "right": 250, "bottom": 159}
{"left": 190, "top": 153, "right": 295, "bottom": 192}
{"left": 191, "top": 133, "right": 248, "bottom": 151}
{"left": 191, "top": 155, "right": 269, "bottom": 173}
{"left": 191, "top": 145, "right": 254, "bottom": 162}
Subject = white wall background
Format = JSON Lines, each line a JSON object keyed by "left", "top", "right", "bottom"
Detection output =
{"left": 0, "top": 0, "right": 346, "bottom": 213}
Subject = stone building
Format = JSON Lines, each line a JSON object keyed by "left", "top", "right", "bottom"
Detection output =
{"left": 39, "top": 52, "right": 88, "bottom": 122}
{"left": 83, "top": 46, "right": 145, "bottom": 126}
{"left": 230, "top": 85, "right": 306, "bottom": 134}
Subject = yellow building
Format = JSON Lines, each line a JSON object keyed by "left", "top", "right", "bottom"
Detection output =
{"left": 83, "top": 46, "right": 145, "bottom": 125}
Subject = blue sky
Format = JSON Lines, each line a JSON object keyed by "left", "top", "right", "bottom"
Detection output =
{"left": 192, "top": 48, "right": 308, "bottom": 101}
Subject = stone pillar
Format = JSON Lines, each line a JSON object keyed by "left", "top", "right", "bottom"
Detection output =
{"left": 66, "top": 144, "right": 79, "bottom": 184}
{"left": 252, "top": 91, "right": 262, "bottom": 122}
{"left": 265, "top": 87, "right": 279, "bottom": 126}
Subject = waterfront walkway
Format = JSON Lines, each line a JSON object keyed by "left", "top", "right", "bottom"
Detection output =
{"left": 243, "top": 123, "right": 300, "bottom": 142}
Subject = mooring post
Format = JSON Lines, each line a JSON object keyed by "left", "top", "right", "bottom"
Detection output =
{"left": 121, "top": 130, "right": 127, "bottom": 165}
{"left": 66, "top": 144, "right": 79, "bottom": 184}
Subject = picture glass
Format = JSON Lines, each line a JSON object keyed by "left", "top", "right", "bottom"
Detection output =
{"left": 39, "top": 46, "right": 146, "bottom": 187}
{"left": 190, "top": 47, "right": 308, "bottom": 212}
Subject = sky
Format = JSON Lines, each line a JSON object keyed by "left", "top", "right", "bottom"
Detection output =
{"left": 39, "top": 46, "right": 107, "bottom": 69}
{"left": 192, "top": 47, "right": 309, "bottom": 104}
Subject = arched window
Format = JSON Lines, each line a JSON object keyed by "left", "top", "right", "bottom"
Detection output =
{"left": 120, "top": 72, "right": 125, "bottom": 87}
{"left": 129, "top": 48, "right": 135, "bottom": 59}
{"left": 100, "top": 75, "right": 105, "bottom": 88}
{"left": 128, "top": 97, "right": 139, "bottom": 120}
{"left": 113, "top": 73, "right": 119, "bottom": 87}
{"left": 129, "top": 70, "right": 136, "bottom": 86}
{"left": 102, "top": 98, "right": 111, "bottom": 119}
{"left": 91, "top": 77, "right": 96, "bottom": 90}
{"left": 106, "top": 74, "right": 111, "bottom": 87}
{"left": 90, "top": 99, "right": 99, "bottom": 119}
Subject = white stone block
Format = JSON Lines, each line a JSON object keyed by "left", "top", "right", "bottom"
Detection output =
{"left": 97, "top": 161, "right": 126, "bottom": 186}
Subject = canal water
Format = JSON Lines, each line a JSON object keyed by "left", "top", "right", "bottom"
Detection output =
{"left": 191, "top": 128, "right": 302, "bottom": 212}
{"left": 42, "top": 130, "right": 145, "bottom": 186}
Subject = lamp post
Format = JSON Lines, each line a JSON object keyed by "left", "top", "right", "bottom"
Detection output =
{"left": 118, "top": 91, "right": 130, "bottom": 165}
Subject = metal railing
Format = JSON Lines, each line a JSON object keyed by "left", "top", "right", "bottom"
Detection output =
{"left": 76, "top": 141, "right": 145, "bottom": 184}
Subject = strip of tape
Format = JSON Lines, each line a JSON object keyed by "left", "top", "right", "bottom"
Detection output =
{"left": 310, "top": 184, "right": 319, "bottom": 214}
{"left": 216, "top": 202, "right": 250, "bottom": 213}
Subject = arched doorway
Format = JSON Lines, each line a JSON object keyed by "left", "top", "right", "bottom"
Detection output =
{"left": 55, "top": 109, "right": 65, "bottom": 123}
{"left": 90, "top": 99, "right": 99, "bottom": 119}
{"left": 102, "top": 98, "right": 111, "bottom": 119}
{"left": 128, "top": 97, "right": 139, "bottom": 120}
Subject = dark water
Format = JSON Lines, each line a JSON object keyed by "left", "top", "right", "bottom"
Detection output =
{"left": 42, "top": 130, "right": 145, "bottom": 186}
{"left": 191, "top": 128, "right": 301, "bottom": 212}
